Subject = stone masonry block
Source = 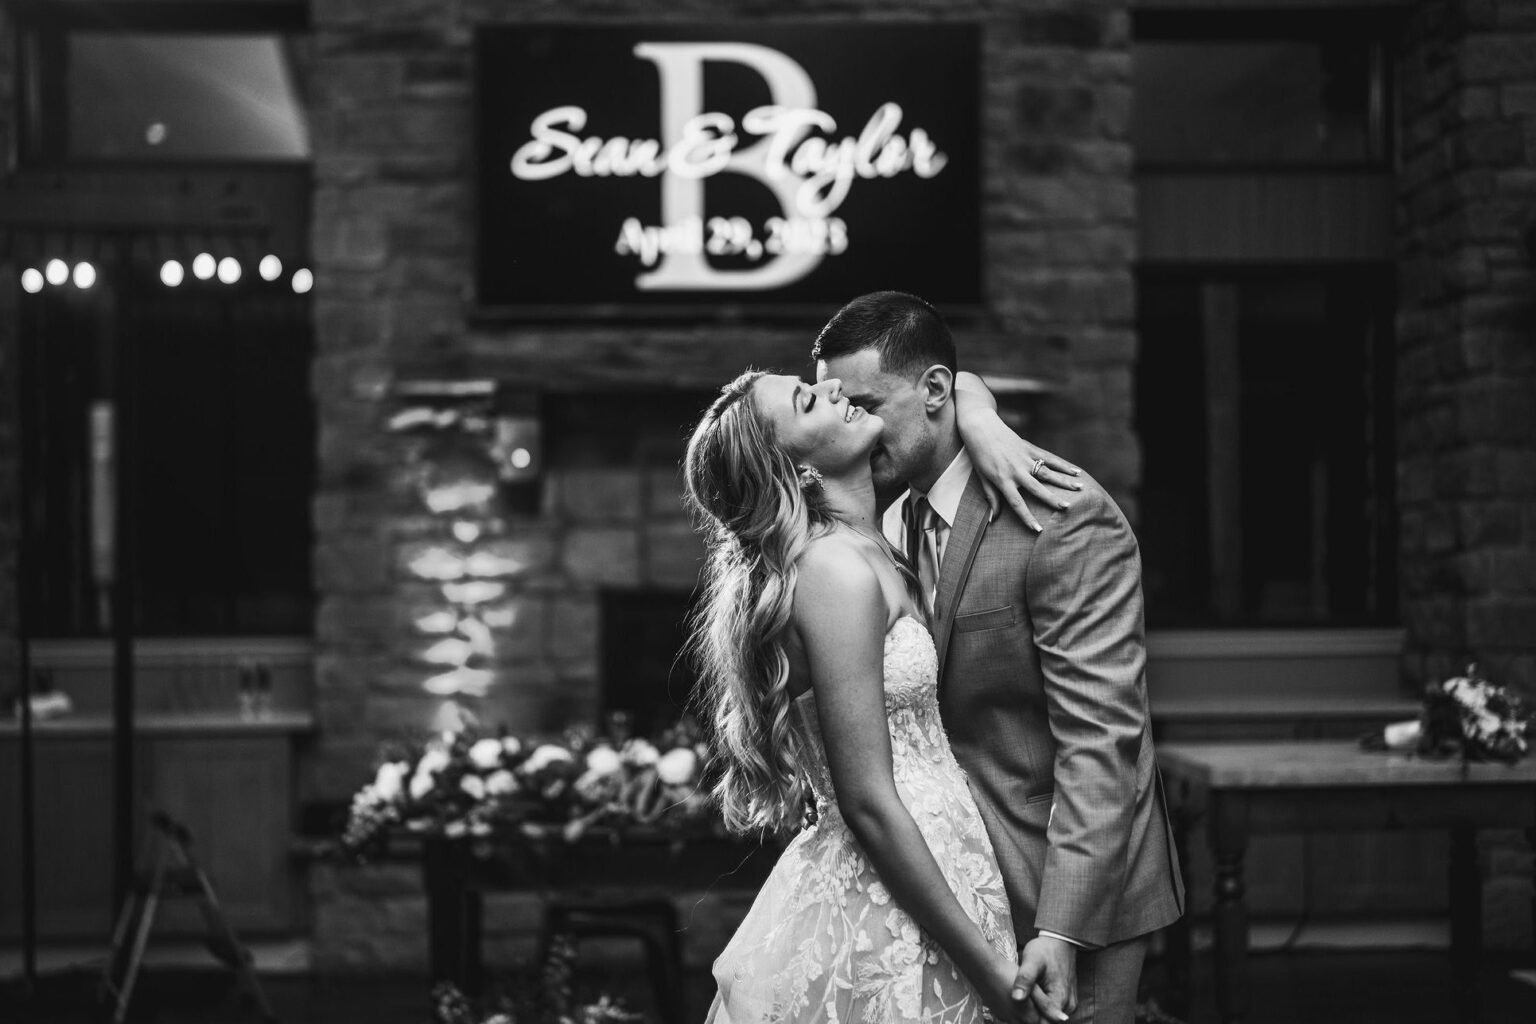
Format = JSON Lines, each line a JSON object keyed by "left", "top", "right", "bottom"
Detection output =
{"left": 646, "top": 465, "right": 690, "bottom": 519}
{"left": 645, "top": 521, "right": 706, "bottom": 589}
{"left": 1457, "top": 502, "right": 1525, "bottom": 546}
{"left": 1455, "top": 122, "right": 1527, "bottom": 165}
{"left": 1467, "top": 597, "right": 1536, "bottom": 645}
{"left": 557, "top": 467, "right": 643, "bottom": 521}
{"left": 314, "top": 533, "right": 393, "bottom": 593}
{"left": 563, "top": 527, "right": 641, "bottom": 585}
{"left": 546, "top": 593, "right": 600, "bottom": 667}
{"left": 313, "top": 214, "right": 389, "bottom": 272}
{"left": 1491, "top": 550, "right": 1536, "bottom": 593}
{"left": 1460, "top": 34, "right": 1536, "bottom": 81}
{"left": 317, "top": 598, "right": 398, "bottom": 648}
{"left": 1505, "top": 82, "right": 1536, "bottom": 116}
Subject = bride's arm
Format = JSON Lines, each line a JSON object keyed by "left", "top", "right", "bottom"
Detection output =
{"left": 792, "top": 543, "right": 1042, "bottom": 1024}
{"left": 953, "top": 370, "right": 1081, "bottom": 532}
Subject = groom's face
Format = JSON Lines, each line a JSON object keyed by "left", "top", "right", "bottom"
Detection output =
{"left": 816, "top": 349, "right": 936, "bottom": 495}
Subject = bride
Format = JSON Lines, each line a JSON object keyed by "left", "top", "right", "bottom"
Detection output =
{"left": 683, "top": 370, "right": 1074, "bottom": 1024}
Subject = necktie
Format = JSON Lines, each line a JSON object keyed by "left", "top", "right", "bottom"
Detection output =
{"left": 903, "top": 494, "right": 939, "bottom": 613}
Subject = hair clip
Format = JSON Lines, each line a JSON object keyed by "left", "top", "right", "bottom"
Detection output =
{"left": 798, "top": 465, "right": 824, "bottom": 490}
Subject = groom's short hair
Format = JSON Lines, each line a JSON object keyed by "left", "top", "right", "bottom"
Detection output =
{"left": 811, "top": 291, "right": 958, "bottom": 379}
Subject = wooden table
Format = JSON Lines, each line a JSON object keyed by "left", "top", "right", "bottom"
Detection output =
{"left": 421, "top": 829, "right": 777, "bottom": 1023}
{"left": 1158, "top": 741, "right": 1536, "bottom": 1024}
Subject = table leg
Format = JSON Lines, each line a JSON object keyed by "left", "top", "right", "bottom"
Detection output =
{"left": 1528, "top": 796, "right": 1536, "bottom": 978}
{"left": 1209, "top": 792, "right": 1250, "bottom": 1024}
{"left": 1448, "top": 826, "right": 1483, "bottom": 1024}
{"left": 1163, "top": 781, "right": 1194, "bottom": 1018}
{"left": 425, "top": 838, "right": 474, "bottom": 991}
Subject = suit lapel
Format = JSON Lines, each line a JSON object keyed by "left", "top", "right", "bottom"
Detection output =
{"left": 932, "top": 474, "right": 991, "bottom": 685}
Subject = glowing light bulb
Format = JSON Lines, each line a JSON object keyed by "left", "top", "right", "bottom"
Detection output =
{"left": 291, "top": 268, "right": 313, "bottom": 294}
{"left": 217, "top": 257, "right": 241, "bottom": 284}
{"left": 160, "top": 260, "right": 185, "bottom": 287}
{"left": 192, "top": 253, "right": 216, "bottom": 280}
{"left": 510, "top": 448, "right": 532, "bottom": 470}
{"left": 45, "top": 260, "right": 69, "bottom": 286}
{"left": 72, "top": 262, "right": 96, "bottom": 289}
{"left": 21, "top": 268, "right": 44, "bottom": 293}
{"left": 258, "top": 255, "right": 282, "bottom": 281}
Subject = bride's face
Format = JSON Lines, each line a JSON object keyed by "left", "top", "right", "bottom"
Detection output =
{"left": 752, "top": 374, "right": 883, "bottom": 475}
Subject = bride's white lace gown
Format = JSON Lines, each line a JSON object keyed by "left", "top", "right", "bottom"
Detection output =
{"left": 707, "top": 616, "right": 1017, "bottom": 1024}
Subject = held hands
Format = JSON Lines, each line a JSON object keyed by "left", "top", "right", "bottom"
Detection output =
{"left": 1011, "top": 935, "right": 1077, "bottom": 1023}
{"left": 954, "top": 401, "right": 1082, "bottom": 533}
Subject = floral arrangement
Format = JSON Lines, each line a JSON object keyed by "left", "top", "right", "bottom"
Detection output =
{"left": 341, "top": 715, "right": 719, "bottom": 860}
{"left": 1363, "top": 664, "right": 1533, "bottom": 763}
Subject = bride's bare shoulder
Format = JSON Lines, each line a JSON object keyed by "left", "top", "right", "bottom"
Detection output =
{"left": 794, "top": 533, "right": 883, "bottom": 606}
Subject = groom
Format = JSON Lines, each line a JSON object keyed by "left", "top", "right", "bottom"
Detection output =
{"left": 813, "top": 292, "right": 1184, "bottom": 1024}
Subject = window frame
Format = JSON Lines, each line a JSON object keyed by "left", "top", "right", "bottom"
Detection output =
{"left": 10, "top": 0, "right": 310, "bottom": 171}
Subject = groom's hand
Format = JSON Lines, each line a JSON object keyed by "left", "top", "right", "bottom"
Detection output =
{"left": 1011, "top": 935, "right": 1076, "bottom": 1022}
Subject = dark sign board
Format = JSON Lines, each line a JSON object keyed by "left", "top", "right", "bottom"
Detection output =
{"left": 475, "top": 23, "right": 981, "bottom": 316}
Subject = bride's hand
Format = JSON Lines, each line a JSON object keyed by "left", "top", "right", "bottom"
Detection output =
{"left": 976, "top": 956, "right": 1038, "bottom": 1024}
{"left": 952, "top": 374, "right": 1081, "bottom": 533}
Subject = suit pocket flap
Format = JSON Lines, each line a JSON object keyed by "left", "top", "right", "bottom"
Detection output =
{"left": 954, "top": 605, "right": 1016, "bottom": 633}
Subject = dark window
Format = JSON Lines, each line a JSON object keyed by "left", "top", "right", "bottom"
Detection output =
{"left": 1135, "top": 271, "right": 1397, "bottom": 627}
{"left": 14, "top": 2, "right": 310, "bottom": 167}
{"left": 67, "top": 33, "right": 310, "bottom": 162}
{"left": 1132, "top": 10, "right": 1395, "bottom": 170}
{"left": 18, "top": 262, "right": 315, "bottom": 636}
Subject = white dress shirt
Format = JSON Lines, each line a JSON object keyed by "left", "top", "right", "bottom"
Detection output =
{"left": 882, "top": 448, "right": 973, "bottom": 610}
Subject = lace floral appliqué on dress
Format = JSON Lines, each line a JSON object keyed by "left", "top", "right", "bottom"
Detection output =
{"left": 707, "top": 617, "right": 1016, "bottom": 1024}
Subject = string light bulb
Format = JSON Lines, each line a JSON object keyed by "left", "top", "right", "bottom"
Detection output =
{"left": 291, "top": 268, "right": 313, "bottom": 294}
{"left": 72, "top": 262, "right": 96, "bottom": 289}
{"left": 217, "top": 257, "right": 241, "bottom": 284}
{"left": 21, "top": 268, "right": 44, "bottom": 293}
{"left": 192, "top": 253, "right": 216, "bottom": 280}
{"left": 258, "top": 255, "right": 282, "bottom": 281}
{"left": 45, "top": 259, "right": 69, "bottom": 286}
{"left": 160, "top": 260, "right": 185, "bottom": 287}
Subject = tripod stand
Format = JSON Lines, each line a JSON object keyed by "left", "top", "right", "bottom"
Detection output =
{"left": 99, "top": 811, "right": 276, "bottom": 1023}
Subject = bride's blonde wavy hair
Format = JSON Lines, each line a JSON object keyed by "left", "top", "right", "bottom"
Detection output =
{"left": 682, "top": 370, "right": 837, "bottom": 836}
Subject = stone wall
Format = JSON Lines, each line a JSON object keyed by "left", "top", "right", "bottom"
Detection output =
{"left": 306, "top": 0, "right": 1137, "bottom": 966}
{"left": 1396, "top": 0, "right": 1536, "bottom": 950}
{"left": 0, "top": 1, "right": 17, "bottom": 698}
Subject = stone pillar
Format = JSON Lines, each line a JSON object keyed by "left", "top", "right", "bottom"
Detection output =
{"left": 0, "top": 2, "right": 19, "bottom": 695}
{"left": 1397, "top": 0, "right": 1536, "bottom": 698}
{"left": 1397, "top": 0, "right": 1536, "bottom": 952}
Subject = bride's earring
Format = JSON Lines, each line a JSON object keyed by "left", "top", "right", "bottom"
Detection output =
{"left": 798, "top": 465, "right": 824, "bottom": 490}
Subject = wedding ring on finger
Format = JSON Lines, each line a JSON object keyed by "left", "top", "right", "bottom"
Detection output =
{"left": 1030, "top": 458, "right": 1046, "bottom": 479}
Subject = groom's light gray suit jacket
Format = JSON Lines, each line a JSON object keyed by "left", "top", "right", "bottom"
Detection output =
{"left": 895, "top": 467, "right": 1184, "bottom": 948}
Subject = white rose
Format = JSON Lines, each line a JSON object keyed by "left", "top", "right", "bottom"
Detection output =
{"left": 460, "top": 775, "right": 486, "bottom": 800}
{"left": 501, "top": 736, "right": 523, "bottom": 758}
{"left": 469, "top": 738, "right": 503, "bottom": 770}
{"left": 585, "top": 745, "right": 622, "bottom": 776}
{"left": 372, "top": 761, "right": 409, "bottom": 803}
{"left": 622, "top": 739, "right": 660, "bottom": 767}
{"left": 524, "top": 743, "right": 574, "bottom": 773}
{"left": 409, "top": 769, "right": 435, "bottom": 800}
{"left": 485, "top": 770, "right": 517, "bottom": 796}
{"left": 656, "top": 747, "right": 698, "bottom": 786}
{"left": 418, "top": 748, "right": 451, "bottom": 775}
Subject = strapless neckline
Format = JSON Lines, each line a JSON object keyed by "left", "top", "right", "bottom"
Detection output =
{"left": 792, "top": 614, "right": 929, "bottom": 704}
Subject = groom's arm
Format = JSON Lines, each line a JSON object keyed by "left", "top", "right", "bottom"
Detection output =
{"left": 1023, "top": 481, "right": 1149, "bottom": 947}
